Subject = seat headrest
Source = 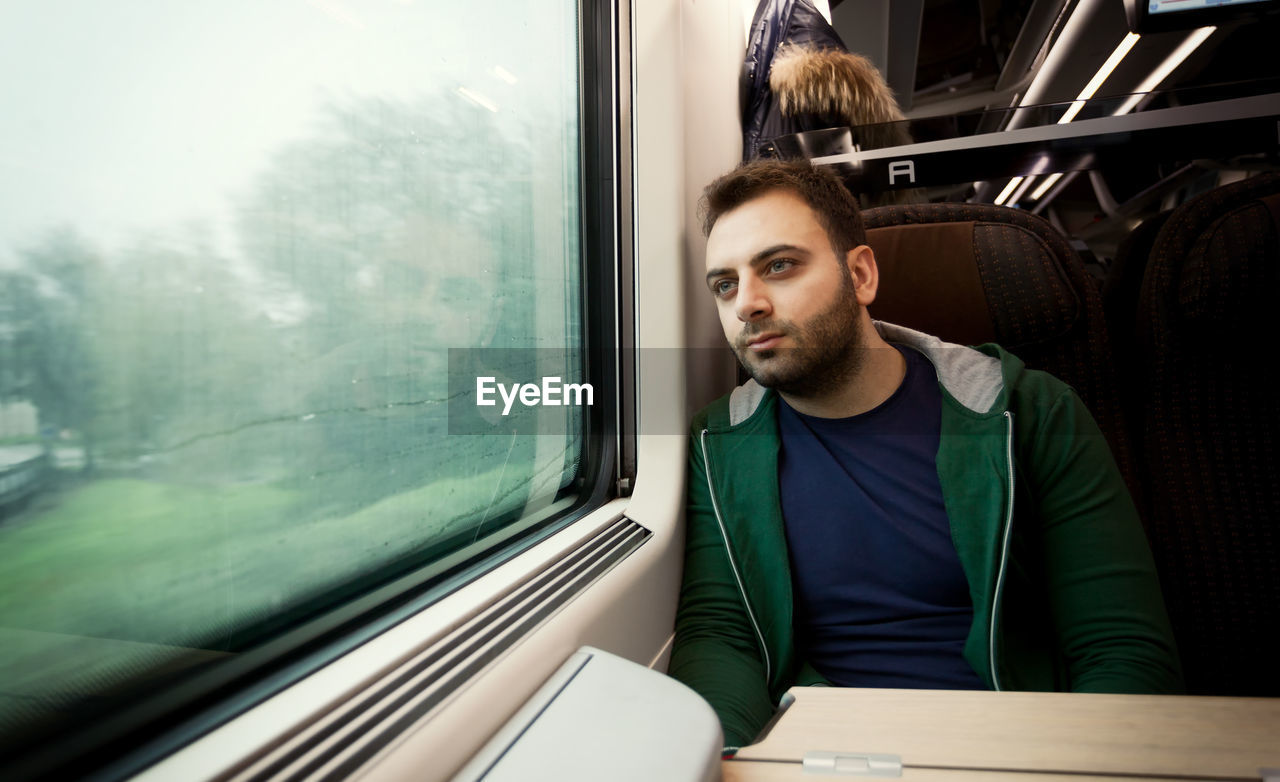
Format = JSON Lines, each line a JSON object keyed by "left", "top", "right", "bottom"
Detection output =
{"left": 864, "top": 205, "right": 1079, "bottom": 349}
{"left": 1145, "top": 173, "right": 1280, "bottom": 341}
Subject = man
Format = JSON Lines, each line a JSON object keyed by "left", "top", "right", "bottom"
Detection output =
{"left": 669, "top": 160, "right": 1182, "bottom": 750}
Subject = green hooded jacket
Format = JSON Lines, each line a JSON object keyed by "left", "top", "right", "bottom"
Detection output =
{"left": 669, "top": 323, "right": 1183, "bottom": 749}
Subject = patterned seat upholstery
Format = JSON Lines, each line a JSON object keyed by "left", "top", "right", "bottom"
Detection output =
{"left": 1136, "top": 172, "right": 1280, "bottom": 696}
{"left": 1103, "top": 210, "right": 1172, "bottom": 461}
{"left": 861, "top": 202, "right": 1136, "bottom": 497}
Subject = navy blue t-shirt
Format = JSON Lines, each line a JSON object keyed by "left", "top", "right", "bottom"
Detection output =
{"left": 778, "top": 344, "right": 987, "bottom": 690}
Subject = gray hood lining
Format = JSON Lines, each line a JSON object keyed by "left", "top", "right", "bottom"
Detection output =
{"left": 728, "top": 379, "right": 769, "bottom": 427}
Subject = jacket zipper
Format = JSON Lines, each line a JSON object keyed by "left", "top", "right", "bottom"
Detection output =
{"left": 700, "top": 428, "right": 772, "bottom": 682}
{"left": 989, "top": 411, "right": 1015, "bottom": 691}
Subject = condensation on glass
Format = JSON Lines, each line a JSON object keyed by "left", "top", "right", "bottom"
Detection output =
{"left": 0, "top": 0, "right": 585, "bottom": 747}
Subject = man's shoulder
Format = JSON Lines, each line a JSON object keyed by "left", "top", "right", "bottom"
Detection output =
{"left": 690, "top": 380, "right": 773, "bottom": 434}
{"left": 689, "top": 393, "right": 731, "bottom": 434}
{"left": 962, "top": 342, "right": 1086, "bottom": 435}
{"left": 969, "top": 342, "right": 1075, "bottom": 401}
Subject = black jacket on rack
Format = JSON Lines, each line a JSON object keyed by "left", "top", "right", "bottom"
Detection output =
{"left": 740, "top": 0, "right": 847, "bottom": 161}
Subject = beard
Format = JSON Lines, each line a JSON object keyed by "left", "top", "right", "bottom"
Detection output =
{"left": 732, "top": 267, "right": 864, "bottom": 399}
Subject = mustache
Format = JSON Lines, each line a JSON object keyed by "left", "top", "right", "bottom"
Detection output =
{"left": 735, "top": 320, "right": 792, "bottom": 349}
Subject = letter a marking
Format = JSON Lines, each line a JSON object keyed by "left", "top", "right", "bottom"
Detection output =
{"left": 888, "top": 160, "right": 916, "bottom": 185}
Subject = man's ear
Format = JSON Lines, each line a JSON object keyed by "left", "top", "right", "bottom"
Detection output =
{"left": 845, "top": 244, "right": 879, "bottom": 306}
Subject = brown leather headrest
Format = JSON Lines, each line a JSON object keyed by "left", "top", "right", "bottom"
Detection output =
{"left": 866, "top": 222, "right": 996, "bottom": 346}
{"left": 866, "top": 220, "right": 1079, "bottom": 348}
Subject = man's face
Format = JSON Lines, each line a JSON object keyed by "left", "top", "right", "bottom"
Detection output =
{"left": 704, "top": 189, "right": 864, "bottom": 396}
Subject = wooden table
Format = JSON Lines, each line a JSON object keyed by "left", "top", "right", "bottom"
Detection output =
{"left": 723, "top": 687, "right": 1280, "bottom": 781}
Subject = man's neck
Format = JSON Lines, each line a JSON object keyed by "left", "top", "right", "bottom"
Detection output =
{"left": 778, "top": 332, "right": 907, "bottom": 419}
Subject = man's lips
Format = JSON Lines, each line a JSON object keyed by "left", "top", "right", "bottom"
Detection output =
{"left": 745, "top": 332, "right": 784, "bottom": 351}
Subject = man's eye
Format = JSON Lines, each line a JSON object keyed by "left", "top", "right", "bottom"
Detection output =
{"left": 769, "top": 259, "right": 794, "bottom": 273}
{"left": 713, "top": 280, "right": 737, "bottom": 297}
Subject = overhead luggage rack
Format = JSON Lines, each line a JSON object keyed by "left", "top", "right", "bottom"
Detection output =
{"left": 809, "top": 91, "right": 1280, "bottom": 195}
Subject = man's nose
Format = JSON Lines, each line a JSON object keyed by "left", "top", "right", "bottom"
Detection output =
{"left": 734, "top": 275, "right": 771, "bottom": 322}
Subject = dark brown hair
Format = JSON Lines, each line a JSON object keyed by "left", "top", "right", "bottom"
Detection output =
{"left": 700, "top": 159, "right": 866, "bottom": 255}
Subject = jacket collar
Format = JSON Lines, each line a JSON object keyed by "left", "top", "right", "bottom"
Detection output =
{"left": 725, "top": 321, "right": 1008, "bottom": 427}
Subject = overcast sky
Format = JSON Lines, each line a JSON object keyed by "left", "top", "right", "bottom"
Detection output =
{"left": 0, "top": 0, "right": 574, "bottom": 269}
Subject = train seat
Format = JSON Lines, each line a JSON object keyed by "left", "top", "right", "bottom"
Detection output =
{"left": 861, "top": 202, "right": 1136, "bottom": 496}
{"left": 1134, "top": 171, "right": 1280, "bottom": 696}
{"left": 1102, "top": 210, "right": 1173, "bottom": 465}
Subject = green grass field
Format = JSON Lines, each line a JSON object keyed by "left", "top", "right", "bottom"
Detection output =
{"left": 0, "top": 465, "right": 553, "bottom": 642}
{"left": 0, "top": 439, "right": 570, "bottom": 738}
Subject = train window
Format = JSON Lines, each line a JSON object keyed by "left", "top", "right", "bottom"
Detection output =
{"left": 0, "top": 0, "right": 608, "bottom": 775}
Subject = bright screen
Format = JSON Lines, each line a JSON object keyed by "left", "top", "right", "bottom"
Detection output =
{"left": 1149, "top": 0, "right": 1270, "bottom": 14}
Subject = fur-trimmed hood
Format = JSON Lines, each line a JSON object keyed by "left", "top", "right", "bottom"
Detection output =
{"left": 741, "top": 0, "right": 846, "bottom": 161}
{"left": 769, "top": 45, "right": 907, "bottom": 127}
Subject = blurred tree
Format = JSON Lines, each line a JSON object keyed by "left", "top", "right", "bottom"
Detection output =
{"left": 0, "top": 272, "right": 38, "bottom": 406}
{"left": 3, "top": 230, "right": 106, "bottom": 472}
{"left": 1, "top": 90, "right": 573, "bottom": 509}
{"left": 234, "top": 94, "right": 530, "bottom": 344}
{"left": 230, "top": 93, "right": 548, "bottom": 505}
